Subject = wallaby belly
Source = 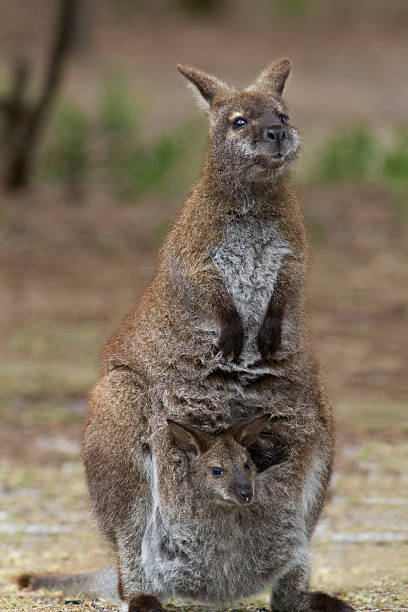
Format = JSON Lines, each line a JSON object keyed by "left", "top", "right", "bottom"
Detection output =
{"left": 210, "top": 216, "right": 291, "bottom": 365}
{"left": 140, "top": 505, "right": 305, "bottom": 603}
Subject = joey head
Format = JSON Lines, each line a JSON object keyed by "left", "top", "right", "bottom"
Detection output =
{"left": 167, "top": 414, "right": 289, "bottom": 506}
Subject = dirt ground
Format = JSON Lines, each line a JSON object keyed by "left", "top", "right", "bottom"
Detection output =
{"left": 1, "top": 2, "right": 408, "bottom": 611}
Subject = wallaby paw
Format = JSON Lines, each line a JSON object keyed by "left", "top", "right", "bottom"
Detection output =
{"left": 218, "top": 311, "right": 243, "bottom": 361}
{"left": 257, "top": 316, "right": 282, "bottom": 358}
{"left": 127, "top": 593, "right": 165, "bottom": 612}
{"left": 309, "top": 591, "right": 355, "bottom": 611}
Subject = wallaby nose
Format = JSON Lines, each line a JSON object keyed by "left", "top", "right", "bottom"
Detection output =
{"left": 239, "top": 485, "right": 253, "bottom": 504}
{"left": 265, "top": 126, "right": 286, "bottom": 145}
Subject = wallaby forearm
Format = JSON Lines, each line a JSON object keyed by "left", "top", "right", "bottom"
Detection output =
{"left": 257, "top": 254, "right": 304, "bottom": 358}
{"left": 168, "top": 249, "right": 243, "bottom": 359}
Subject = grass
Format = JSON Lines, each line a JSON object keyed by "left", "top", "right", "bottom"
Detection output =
{"left": 274, "top": 0, "right": 317, "bottom": 19}
{"left": 41, "top": 101, "right": 91, "bottom": 193}
{"left": 97, "top": 75, "right": 202, "bottom": 200}
{"left": 40, "top": 73, "right": 191, "bottom": 202}
{"left": 308, "top": 124, "right": 408, "bottom": 221}
{"left": 382, "top": 127, "right": 408, "bottom": 220}
{"left": 313, "top": 125, "right": 376, "bottom": 184}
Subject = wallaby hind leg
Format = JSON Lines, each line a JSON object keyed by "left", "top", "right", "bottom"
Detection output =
{"left": 116, "top": 535, "right": 165, "bottom": 612}
{"left": 271, "top": 561, "right": 354, "bottom": 612}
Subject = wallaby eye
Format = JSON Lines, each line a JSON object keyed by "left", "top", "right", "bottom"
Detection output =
{"left": 279, "top": 114, "right": 289, "bottom": 124}
{"left": 244, "top": 461, "right": 250, "bottom": 471}
{"left": 231, "top": 117, "right": 247, "bottom": 129}
{"left": 211, "top": 466, "right": 224, "bottom": 477}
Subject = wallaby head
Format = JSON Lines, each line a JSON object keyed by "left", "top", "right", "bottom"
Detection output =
{"left": 167, "top": 414, "right": 287, "bottom": 507}
{"left": 177, "top": 59, "right": 299, "bottom": 184}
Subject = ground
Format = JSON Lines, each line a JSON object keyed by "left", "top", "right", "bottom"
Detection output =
{"left": 0, "top": 2, "right": 407, "bottom": 611}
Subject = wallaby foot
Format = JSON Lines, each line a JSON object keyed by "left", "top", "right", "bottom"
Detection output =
{"left": 271, "top": 558, "right": 354, "bottom": 612}
{"left": 117, "top": 541, "right": 163, "bottom": 612}
{"left": 309, "top": 592, "right": 354, "bottom": 611}
{"left": 271, "top": 589, "right": 354, "bottom": 612}
{"left": 126, "top": 593, "right": 165, "bottom": 612}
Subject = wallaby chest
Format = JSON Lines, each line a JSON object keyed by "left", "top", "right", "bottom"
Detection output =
{"left": 140, "top": 502, "right": 303, "bottom": 603}
{"left": 209, "top": 213, "right": 291, "bottom": 360}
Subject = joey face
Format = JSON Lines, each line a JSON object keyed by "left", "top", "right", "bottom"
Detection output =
{"left": 197, "top": 437, "right": 255, "bottom": 506}
{"left": 167, "top": 414, "right": 288, "bottom": 508}
{"left": 177, "top": 59, "right": 300, "bottom": 183}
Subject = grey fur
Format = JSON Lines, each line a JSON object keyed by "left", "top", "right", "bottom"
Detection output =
{"left": 210, "top": 214, "right": 292, "bottom": 365}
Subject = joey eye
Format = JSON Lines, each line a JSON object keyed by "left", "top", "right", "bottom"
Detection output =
{"left": 211, "top": 466, "right": 224, "bottom": 477}
{"left": 232, "top": 117, "right": 247, "bottom": 129}
{"left": 279, "top": 114, "right": 289, "bottom": 124}
{"left": 244, "top": 462, "right": 250, "bottom": 471}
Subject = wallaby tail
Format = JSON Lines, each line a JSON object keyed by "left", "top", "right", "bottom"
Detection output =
{"left": 16, "top": 565, "right": 119, "bottom": 603}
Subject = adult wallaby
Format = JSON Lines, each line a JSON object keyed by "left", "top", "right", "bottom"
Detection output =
{"left": 17, "top": 60, "right": 354, "bottom": 612}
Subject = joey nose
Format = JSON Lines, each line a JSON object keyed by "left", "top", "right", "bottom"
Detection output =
{"left": 266, "top": 126, "right": 286, "bottom": 145}
{"left": 239, "top": 485, "right": 253, "bottom": 504}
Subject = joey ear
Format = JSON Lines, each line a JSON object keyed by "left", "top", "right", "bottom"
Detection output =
{"left": 231, "top": 414, "right": 273, "bottom": 448}
{"left": 167, "top": 420, "right": 210, "bottom": 460}
{"left": 247, "top": 58, "right": 291, "bottom": 97}
{"left": 177, "top": 64, "right": 232, "bottom": 111}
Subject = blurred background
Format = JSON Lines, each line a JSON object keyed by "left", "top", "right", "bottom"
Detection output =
{"left": 0, "top": 1, "right": 407, "bottom": 610}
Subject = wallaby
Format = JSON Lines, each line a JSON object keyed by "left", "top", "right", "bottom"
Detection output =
{"left": 17, "top": 60, "right": 354, "bottom": 612}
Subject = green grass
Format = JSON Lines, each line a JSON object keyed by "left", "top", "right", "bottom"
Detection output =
{"left": 313, "top": 124, "right": 377, "bottom": 184}
{"left": 97, "top": 72, "right": 190, "bottom": 200}
{"left": 274, "top": 0, "right": 317, "bottom": 19}
{"left": 40, "top": 74, "right": 189, "bottom": 202}
{"left": 382, "top": 127, "right": 408, "bottom": 220}
{"left": 308, "top": 123, "right": 408, "bottom": 220}
{"left": 41, "top": 101, "right": 91, "bottom": 190}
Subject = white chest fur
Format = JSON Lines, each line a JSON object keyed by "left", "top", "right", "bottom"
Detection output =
{"left": 210, "top": 214, "right": 291, "bottom": 364}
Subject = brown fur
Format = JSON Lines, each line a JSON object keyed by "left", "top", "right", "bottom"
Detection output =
{"left": 17, "top": 60, "right": 353, "bottom": 612}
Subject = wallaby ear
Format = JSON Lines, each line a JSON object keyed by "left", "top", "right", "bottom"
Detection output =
{"left": 167, "top": 420, "right": 210, "bottom": 460}
{"left": 246, "top": 58, "right": 291, "bottom": 97}
{"left": 177, "top": 64, "right": 231, "bottom": 111}
{"left": 249, "top": 445, "right": 289, "bottom": 473}
{"left": 232, "top": 414, "right": 273, "bottom": 448}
